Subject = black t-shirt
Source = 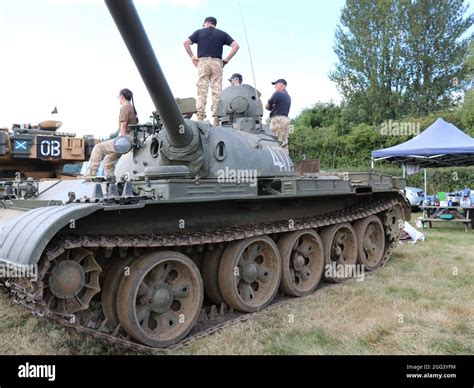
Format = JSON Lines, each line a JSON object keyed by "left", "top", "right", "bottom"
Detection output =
{"left": 268, "top": 90, "right": 291, "bottom": 117}
{"left": 189, "top": 27, "right": 234, "bottom": 59}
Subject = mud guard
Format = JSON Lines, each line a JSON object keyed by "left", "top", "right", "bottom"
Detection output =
{"left": 0, "top": 204, "right": 101, "bottom": 266}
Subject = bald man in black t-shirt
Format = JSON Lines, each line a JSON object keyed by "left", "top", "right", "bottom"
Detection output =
{"left": 184, "top": 16, "right": 240, "bottom": 126}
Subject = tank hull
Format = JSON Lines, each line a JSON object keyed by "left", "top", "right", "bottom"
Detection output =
{"left": 0, "top": 171, "right": 409, "bottom": 349}
{"left": 0, "top": 184, "right": 408, "bottom": 349}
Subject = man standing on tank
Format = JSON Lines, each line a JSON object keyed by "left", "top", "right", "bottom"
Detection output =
{"left": 184, "top": 17, "right": 240, "bottom": 127}
{"left": 265, "top": 79, "right": 291, "bottom": 154}
{"left": 85, "top": 88, "right": 138, "bottom": 179}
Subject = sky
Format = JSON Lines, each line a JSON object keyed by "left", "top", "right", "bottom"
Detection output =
{"left": 0, "top": 0, "right": 472, "bottom": 139}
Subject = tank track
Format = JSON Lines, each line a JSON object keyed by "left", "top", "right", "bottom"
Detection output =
{"left": 4, "top": 198, "right": 404, "bottom": 354}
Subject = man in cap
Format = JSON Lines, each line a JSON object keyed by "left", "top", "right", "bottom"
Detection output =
{"left": 229, "top": 73, "right": 243, "bottom": 86}
{"left": 265, "top": 79, "right": 292, "bottom": 153}
{"left": 184, "top": 17, "right": 240, "bottom": 127}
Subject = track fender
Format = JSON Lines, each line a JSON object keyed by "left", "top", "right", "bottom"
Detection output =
{"left": 0, "top": 204, "right": 101, "bottom": 266}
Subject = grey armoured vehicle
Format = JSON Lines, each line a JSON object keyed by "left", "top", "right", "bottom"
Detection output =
{"left": 0, "top": 0, "right": 409, "bottom": 349}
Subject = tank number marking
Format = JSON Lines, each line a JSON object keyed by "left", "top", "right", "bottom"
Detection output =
{"left": 36, "top": 136, "right": 62, "bottom": 159}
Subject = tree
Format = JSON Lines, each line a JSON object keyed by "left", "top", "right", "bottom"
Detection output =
{"left": 330, "top": 0, "right": 406, "bottom": 124}
{"left": 404, "top": 0, "right": 473, "bottom": 115}
{"left": 296, "top": 102, "right": 342, "bottom": 129}
{"left": 460, "top": 40, "right": 474, "bottom": 134}
{"left": 330, "top": 0, "right": 473, "bottom": 123}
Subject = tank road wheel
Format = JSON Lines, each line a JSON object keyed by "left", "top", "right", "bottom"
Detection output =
{"left": 101, "top": 255, "right": 135, "bottom": 328}
{"left": 321, "top": 223, "right": 358, "bottom": 283}
{"left": 354, "top": 216, "right": 385, "bottom": 271}
{"left": 218, "top": 236, "right": 281, "bottom": 313}
{"left": 202, "top": 246, "right": 225, "bottom": 305}
{"left": 117, "top": 251, "right": 203, "bottom": 348}
{"left": 45, "top": 248, "right": 101, "bottom": 315}
{"left": 278, "top": 230, "right": 325, "bottom": 297}
{"left": 383, "top": 204, "right": 404, "bottom": 242}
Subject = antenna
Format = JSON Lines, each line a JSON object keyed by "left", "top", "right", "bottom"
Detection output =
{"left": 237, "top": 0, "right": 258, "bottom": 100}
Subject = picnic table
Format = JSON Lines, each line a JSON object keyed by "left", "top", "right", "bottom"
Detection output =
{"left": 421, "top": 205, "right": 473, "bottom": 232}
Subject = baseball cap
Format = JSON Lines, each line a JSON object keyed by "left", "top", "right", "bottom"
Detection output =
{"left": 271, "top": 79, "right": 287, "bottom": 86}
{"left": 229, "top": 73, "right": 243, "bottom": 82}
{"left": 204, "top": 16, "right": 217, "bottom": 25}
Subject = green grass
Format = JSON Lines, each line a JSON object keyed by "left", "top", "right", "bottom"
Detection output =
{"left": 264, "top": 328, "right": 340, "bottom": 355}
{"left": 386, "top": 286, "right": 422, "bottom": 301}
{"left": 428, "top": 338, "right": 472, "bottom": 354}
{"left": 0, "top": 213, "right": 472, "bottom": 355}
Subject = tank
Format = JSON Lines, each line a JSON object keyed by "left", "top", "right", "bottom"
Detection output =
{"left": 0, "top": 120, "right": 97, "bottom": 182}
{"left": 0, "top": 0, "right": 410, "bottom": 350}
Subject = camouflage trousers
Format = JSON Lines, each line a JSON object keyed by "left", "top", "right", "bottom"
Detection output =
{"left": 196, "top": 57, "right": 223, "bottom": 121}
{"left": 270, "top": 115, "right": 290, "bottom": 154}
{"left": 88, "top": 139, "right": 121, "bottom": 176}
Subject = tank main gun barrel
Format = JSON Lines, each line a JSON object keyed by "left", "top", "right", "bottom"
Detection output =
{"left": 105, "top": 0, "right": 193, "bottom": 148}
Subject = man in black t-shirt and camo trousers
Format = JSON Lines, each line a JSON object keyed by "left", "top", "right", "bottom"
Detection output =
{"left": 184, "top": 16, "right": 240, "bottom": 126}
{"left": 266, "top": 79, "right": 292, "bottom": 154}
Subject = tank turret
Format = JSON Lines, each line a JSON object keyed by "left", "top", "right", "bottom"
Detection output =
{"left": 217, "top": 84, "right": 265, "bottom": 133}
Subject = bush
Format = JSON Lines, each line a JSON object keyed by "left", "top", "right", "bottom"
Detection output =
{"left": 289, "top": 104, "right": 472, "bottom": 175}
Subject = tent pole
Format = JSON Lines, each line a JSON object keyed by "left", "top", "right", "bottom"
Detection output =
{"left": 371, "top": 158, "right": 374, "bottom": 172}
{"left": 403, "top": 164, "right": 406, "bottom": 178}
{"left": 424, "top": 168, "right": 428, "bottom": 199}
